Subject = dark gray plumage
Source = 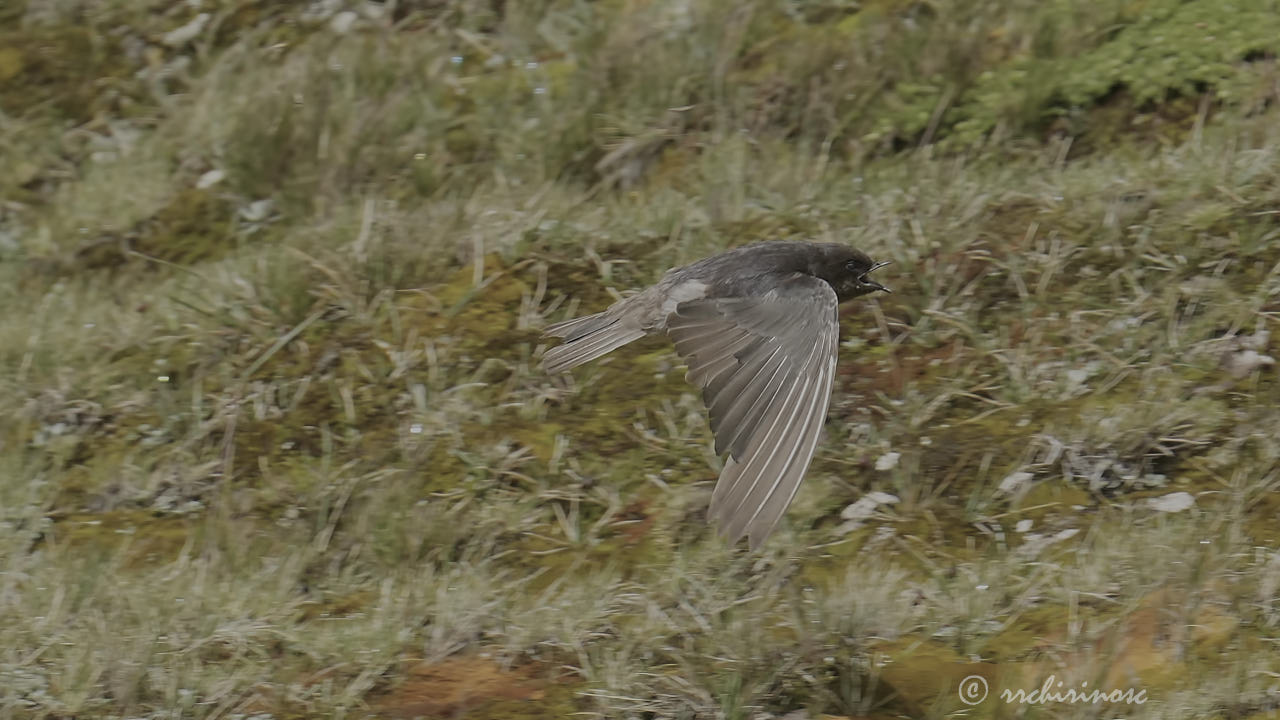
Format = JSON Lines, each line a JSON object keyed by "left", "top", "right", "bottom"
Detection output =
{"left": 542, "top": 241, "right": 891, "bottom": 549}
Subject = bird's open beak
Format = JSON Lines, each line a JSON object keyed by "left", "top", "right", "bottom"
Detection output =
{"left": 861, "top": 261, "right": 892, "bottom": 293}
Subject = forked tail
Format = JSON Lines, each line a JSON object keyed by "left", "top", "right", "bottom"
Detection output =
{"left": 542, "top": 311, "right": 646, "bottom": 373}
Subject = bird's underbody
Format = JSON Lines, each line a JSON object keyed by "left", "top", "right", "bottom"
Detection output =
{"left": 542, "top": 241, "right": 891, "bottom": 549}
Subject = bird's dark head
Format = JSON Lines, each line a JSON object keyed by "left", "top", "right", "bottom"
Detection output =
{"left": 813, "top": 245, "right": 892, "bottom": 302}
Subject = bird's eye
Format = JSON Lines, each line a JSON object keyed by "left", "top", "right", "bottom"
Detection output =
{"left": 845, "top": 261, "right": 861, "bottom": 273}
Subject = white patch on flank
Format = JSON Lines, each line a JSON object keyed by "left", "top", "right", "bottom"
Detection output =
{"left": 661, "top": 280, "right": 708, "bottom": 316}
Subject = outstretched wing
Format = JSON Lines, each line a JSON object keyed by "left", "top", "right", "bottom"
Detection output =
{"left": 666, "top": 274, "right": 839, "bottom": 549}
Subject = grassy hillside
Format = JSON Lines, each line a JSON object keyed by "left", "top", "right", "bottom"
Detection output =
{"left": 2, "top": 0, "right": 1280, "bottom": 717}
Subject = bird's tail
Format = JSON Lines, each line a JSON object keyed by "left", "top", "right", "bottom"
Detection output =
{"left": 542, "top": 310, "right": 646, "bottom": 373}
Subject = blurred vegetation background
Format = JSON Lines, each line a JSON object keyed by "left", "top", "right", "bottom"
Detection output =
{"left": 2, "top": 0, "right": 1280, "bottom": 717}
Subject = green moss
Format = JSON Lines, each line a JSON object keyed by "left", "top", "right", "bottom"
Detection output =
{"left": 944, "top": 0, "right": 1280, "bottom": 148}
{"left": 74, "top": 189, "right": 239, "bottom": 271}
{"left": 0, "top": 0, "right": 24, "bottom": 27}
{"left": 853, "top": 0, "right": 1280, "bottom": 151}
{"left": 211, "top": 0, "right": 314, "bottom": 52}
{"left": 981, "top": 604, "right": 1092, "bottom": 661}
{"left": 871, "top": 637, "right": 974, "bottom": 716}
{"left": 457, "top": 680, "right": 583, "bottom": 720}
{"left": 0, "top": 26, "right": 132, "bottom": 122}
{"left": 44, "top": 510, "right": 190, "bottom": 568}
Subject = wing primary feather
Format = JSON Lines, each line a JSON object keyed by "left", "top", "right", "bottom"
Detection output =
{"left": 711, "top": 328, "right": 823, "bottom": 459}
{"left": 688, "top": 351, "right": 742, "bottom": 392}
{"left": 717, "top": 298, "right": 798, "bottom": 338}
{"left": 662, "top": 275, "right": 842, "bottom": 549}
{"left": 680, "top": 332, "right": 758, "bottom": 387}
{"left": 740, "top": 359, "right": 829, "bottom": 546}
{"left": 718, "top": 374, "right": 813, "bottom": 541}
{"left": 710, "top": 348, "right": 790, "bottom": 456}
{"left": 711, "top": 373, "right": 807, "bottom": 530}
{"left": 671, "top": 320, "right": 750, "bottom": 357}
{"left": 745, "top": 349, "right": 835, "bottom": 548}
{"left": 669, "top": 320, "right": 728, "bottom": 348}
{"left": 709, "top": 374, "right": 800, "bottom": 519}
{"left": 702, "top": 344, "right": 781, "bottom": 436}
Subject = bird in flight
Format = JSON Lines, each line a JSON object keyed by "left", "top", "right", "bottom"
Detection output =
{"left": 542, "top": 241, "right": 891, "bottom": 549}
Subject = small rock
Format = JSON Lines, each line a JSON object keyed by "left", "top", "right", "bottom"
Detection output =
{"left": 162, "top": 13, "right": 210, "bottom": 47}
{"left": 239, "top": 199, "right": 274, "bottom": 222}
{"left": 1141, "top": 472, "right": 1168, "bottom": 487}
{"left": 196, "top": 169, "right": 225, "bottom": 189}
{"left": 330, "top": 11, "right": 358, "bottom": 33}
{"left": 840, "top": 491, "right": 900, "bottom": 521}
{"left": 1148, "top": 492, "right": 1195, "bottom": 513}
{"left": 1014, "top": 519, "right": 1033, "bottom": 533}
{"left": 874, "top": 452, "right": 900, "bottom": 471}
{"left": 302, "top": 0, "right": 344, "bottom": 22}
{"left": 1223, "top": 349, "right": 1275, "bottom": 379}
{"left": 1213, "top": 328, "right": 1275, "bottom": 379}
{"left": 0, "top": 224, "right": 20, "bottom": 253}
{"left": 1240, "top": 329, "right": 1271, "bottom": 351}
{"left": 998, "top": 471, "right": 1033, "bottom": 494}
{"left": 1016, "top": 528, "right": 1079, "bottom": 559}
{"left": 836, "top": 491, "right": 899, "bottom": 534}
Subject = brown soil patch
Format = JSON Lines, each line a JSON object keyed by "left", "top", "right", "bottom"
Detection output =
{"left": 372, "top": 656, "right": 550, "bottom": 719}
